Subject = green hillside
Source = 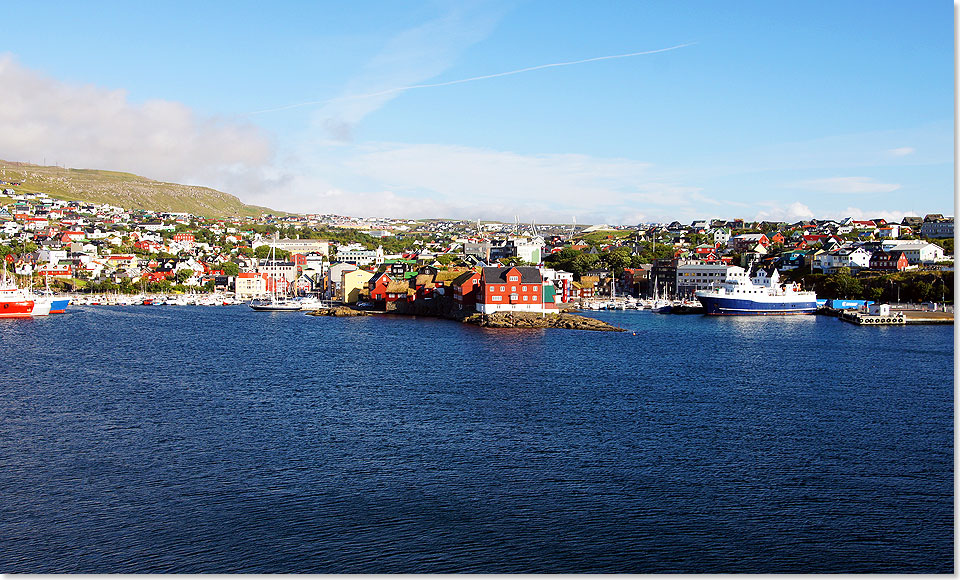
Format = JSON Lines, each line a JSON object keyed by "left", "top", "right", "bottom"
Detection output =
{"left": 0, "top": 160, "right": 281, "bottom": 218}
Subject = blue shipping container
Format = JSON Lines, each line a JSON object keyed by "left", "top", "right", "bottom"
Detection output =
{"left": 827, "top": 299, "right": 874, "bottom": 310}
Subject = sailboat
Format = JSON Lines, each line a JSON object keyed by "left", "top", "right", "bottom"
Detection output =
{"left": 650, "top": 272, "right": 672, "bottom": 314}
{"left": 250, "top": 235, "right": 301, "bottom": 312}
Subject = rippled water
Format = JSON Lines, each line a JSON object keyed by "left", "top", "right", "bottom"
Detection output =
{"left": 0, "top": 306, "right": 953, "bottom": 572}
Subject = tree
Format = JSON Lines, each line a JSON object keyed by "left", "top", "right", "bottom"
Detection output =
{"left": 911, "top": 280, "right": 933, "bottom": 303}
{"left": 221, "top": 261, "right": 240, "bottom": 276}
{"left": 570, "top": 253, "right": 599, "bottom": 277}
{"left": 175, "top": 269, "right": 194, "bottom": 283}
{"left": 255, "top": 245, "right": 291, "bottom": 260}
{"left": 500, "top": 256, "right": 528, "bottom": 267}
{"left": 602, "top": 248, "right": 631, "bottom": 275}
{"left": 826, "top": 268, "right": 862, "bottom": 299}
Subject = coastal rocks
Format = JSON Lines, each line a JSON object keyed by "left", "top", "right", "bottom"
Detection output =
{"left": 307, "top": 306, "right": 369, "bottom": 317}
{"left": 462, "top": 311, "right": 624, "bottom": 332}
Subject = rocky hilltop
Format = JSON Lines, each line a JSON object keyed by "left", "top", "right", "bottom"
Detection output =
{"left": 0, "top": 160, "right": 277, "bottom": 218}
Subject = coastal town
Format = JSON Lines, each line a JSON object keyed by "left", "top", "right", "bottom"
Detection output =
{"left": 0, "top": 181, "right": 953, "bottom": 318}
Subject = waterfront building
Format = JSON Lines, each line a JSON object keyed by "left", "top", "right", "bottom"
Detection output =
{"left": 451, "top": 270, "right": 481, "bottom": 310}
{"left": 676, "top": 263, "right": 746, "bottom": 297}
{"left": 651, "top": 258, "right": 700, "bottom": 299}
{"left": 475, "top": 266, "right": 544, "bottom": 314}
{"left": 341, "top": 269, "right": 374, "bottom": 303}
{"left": 542, "top": 268, "right": 575, "bottom": 303}
{"left": 368, "top": 272, "right": 395, "bottom": 303}
{"left": 256, "top": 259, "right": 298, "bottom": 284}
{"left": 235, "top": 272, "right": 284, "bottom": 300}
{"left": 326, "top": 262, "right": 358, "bottom": 299}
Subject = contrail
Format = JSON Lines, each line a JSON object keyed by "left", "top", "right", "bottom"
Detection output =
{"left": 244, "top": 42, "right": 695, "bottom": 116}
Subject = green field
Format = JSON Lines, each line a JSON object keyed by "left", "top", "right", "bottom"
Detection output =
{"left": 0, "top": 160, "right": 280, "bottom": 218}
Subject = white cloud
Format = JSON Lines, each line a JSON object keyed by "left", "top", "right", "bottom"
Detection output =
{"left": 0, "top": 53, "right": 274, "bottom": 187}
{"left": 754, "top": 202, "right": 815, "bottom": 222}
{"left": 789, "top": 176, "right": 901, "bottom": 194}
{"left": 827, "top": 207, "right": 915, "bottom": 223}
{"left": 254, "top": 141, "right": 710, "bottom": 224}
{"left": 887, "top": 147, "right": 915, "bottom": 157}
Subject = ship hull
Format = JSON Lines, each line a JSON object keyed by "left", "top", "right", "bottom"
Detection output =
{"left": 49, "top": 298, "right": 70, "bottom": 313}
{"left": 697, "top": 294, "right": 818, "bottom": 315}
{"left": 0, "top": 300, "right": 35, "bottom": 318}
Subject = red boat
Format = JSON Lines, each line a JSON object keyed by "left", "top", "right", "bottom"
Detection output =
{"left": 0, "top": 279, "right": 35, "bottom": 318}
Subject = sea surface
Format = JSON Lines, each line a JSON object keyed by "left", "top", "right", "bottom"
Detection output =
{"left": 0, "top": 306, "right": 953, "bottom": 573}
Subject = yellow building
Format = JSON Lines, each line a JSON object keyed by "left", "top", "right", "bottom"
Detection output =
{"left": 341, "top": 269, "right": 374, "bottom": 303}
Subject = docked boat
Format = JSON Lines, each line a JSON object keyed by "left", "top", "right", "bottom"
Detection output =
{"left": 250, "top": 297, "right": 302, "bottom": 311}
{"left": 0, "top": 257, "right": 34, "bottom": 318}
{"left": 695, "top": 268, "right": 817, "bottom": 315}
{"left": 250, "top": 233, "right": 302, "bottom": 312}
{"left": 31, "top": 295, "right": 52, "bottom": 316}
{"left": 294, "top": 296, "right": 327, "bottom": 311}
{"left": 0, "top": 279, "right": 35, "bottom": 318}
{"left": 34, "top": 290, "right": 70, "bottom": 314}
{"left": 650, "top": 299, "right": 673, "bottom": 314}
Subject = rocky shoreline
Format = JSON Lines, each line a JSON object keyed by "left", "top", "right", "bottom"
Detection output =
{"left": 461, "top": 311, "right": 625, "bottom": 331}
{"left": 306, "top": 306, "right": 371, "bottom": 317}
{"left": 307, "top": 302, "right": 623, "bottom": 331}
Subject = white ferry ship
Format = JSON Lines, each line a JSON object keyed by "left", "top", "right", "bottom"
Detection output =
{"left": 695, "top": 268, "right": 817, "bottom": 315}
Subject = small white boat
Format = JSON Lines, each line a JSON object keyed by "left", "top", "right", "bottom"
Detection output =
{"left": 295, "top": 297, "right": 327, "bottom": 311}
{"left": 250, "top": 297, "right": 302, "bottom": 311}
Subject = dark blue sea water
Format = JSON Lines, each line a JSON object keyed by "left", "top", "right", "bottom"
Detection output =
{"left": 0, "top": 306, "right": 953, "bottom": 573}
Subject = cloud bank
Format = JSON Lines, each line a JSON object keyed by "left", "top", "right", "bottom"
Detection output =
{"left": 0, "top": 53, "right": 273, "bottom": 186}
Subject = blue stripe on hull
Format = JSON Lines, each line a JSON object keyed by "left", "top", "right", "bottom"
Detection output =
{"left": 50, "top": 299, "right": 70, "bottom": 313}
{"left": 698, "top": 296, "right": 817, "bottom": 315}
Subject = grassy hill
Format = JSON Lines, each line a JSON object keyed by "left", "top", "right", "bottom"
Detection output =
{"left": 0, "top": 160, "right": 281, "bottom": 218}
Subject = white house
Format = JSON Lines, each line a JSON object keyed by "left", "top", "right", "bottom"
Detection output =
{"left": 813, "top": 247, "right": 872, "bottom": 274}
{"left": 710, "top": 228, "right": 731, "bottom": 247}
{"left": 881, "top": 240, "right": 945, "bottom": 264}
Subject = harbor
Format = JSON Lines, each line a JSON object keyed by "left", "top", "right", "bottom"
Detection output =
{"left": 2, "top": 303, "right": 952, "bottom": 573}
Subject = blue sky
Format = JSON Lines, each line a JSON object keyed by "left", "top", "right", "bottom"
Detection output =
{"left": 0, "top": 0, "right": 952, "bottom": 224}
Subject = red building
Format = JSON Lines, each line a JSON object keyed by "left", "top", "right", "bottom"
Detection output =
{"left": 476, "top": 266, "right": 544, "bottom": 314}
{"left": 369, "top": 272, "right": 407, "bottom": 303}
{"left": 173, "top": 232, "right": 195, "bottom": 243}
{"left": 451, "top": 270, "right": 481, "bottom": 310}
{"left": 869, "top": 250, "right": 909, "bottom": 272}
